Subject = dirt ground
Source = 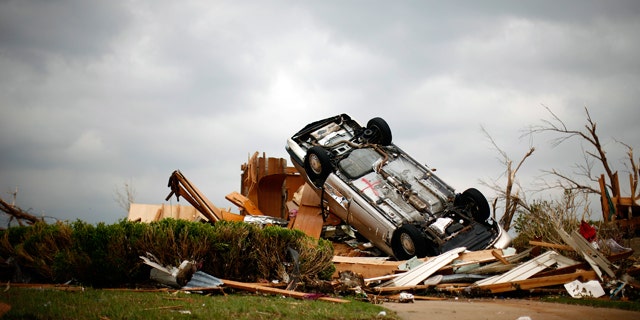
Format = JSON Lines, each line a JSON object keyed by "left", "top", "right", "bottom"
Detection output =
{"left": 382, "top": 298, "right": 640, "bottom": 320}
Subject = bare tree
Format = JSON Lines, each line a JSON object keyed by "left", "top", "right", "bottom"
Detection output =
{"left": 114, "top": 180, "right": 137, "bottom": 213}
{"left": 530, "top": 106, "right": 638, "bottom": 200}
{"left": 479, "top": 126, "right": 535, "bottom": 231}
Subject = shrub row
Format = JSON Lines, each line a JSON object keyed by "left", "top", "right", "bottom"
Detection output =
{"left": 0, "top": 219, "right": 335, "bottom": 287}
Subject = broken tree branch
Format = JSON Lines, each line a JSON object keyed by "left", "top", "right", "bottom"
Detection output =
{"left": 480, "top": 126, "right": 534, "bottom": 231}
{"left": 0, "top": 197, "right": 42, "bottom": 226}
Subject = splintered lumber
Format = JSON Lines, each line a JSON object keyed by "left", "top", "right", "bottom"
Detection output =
{"left": 333, "top": 248, "right": 513, "bottom": 280}
{"left": 225, "top": 191, "right": 263, "bottom": 215}
{"left": 557, "top": 228, "right": 615, "bottom": 279}
{"left": 166, "top": 170, "right": 245, "bottom": 222}
{"left": 378, "top": 247, "right": 466, "bottom": 287}
{"left": 290, "top": 184, "right": 324, "bottom": 239}
{"left": 240, "top": 152, "right": 305, "bottom": 218}
{"left": 475, "top": 270, "right": 598, "bottom": 294}
{"left": 221, "top": 279, "right": 349, "bottom": 303}
{"left": 474, "top": 250, "right": 559, "bottom": 286}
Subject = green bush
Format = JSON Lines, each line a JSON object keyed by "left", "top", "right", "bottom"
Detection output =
{"left": 0, "top": 218, "right": 334, "bottom": 287}
{"left": 510, "top": 189, "right": 622, "bottom": 253}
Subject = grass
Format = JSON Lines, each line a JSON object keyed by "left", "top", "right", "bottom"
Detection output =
{"left": 0, "top": 287, "right": 398, "bottom": 320}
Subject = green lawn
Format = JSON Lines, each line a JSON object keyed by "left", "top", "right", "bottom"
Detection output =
{"left": 0, "top": 287, "right": 398, "bottom": 320}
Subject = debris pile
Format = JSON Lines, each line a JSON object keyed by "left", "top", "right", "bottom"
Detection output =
{"left": 126, "top": 153, "right": 640, "bottom": 303}
{"left": 330, "top": 232, "right": 639, "bottom": 303}
{"left": 2, "top": 153, "right": 638, "bottom": 306}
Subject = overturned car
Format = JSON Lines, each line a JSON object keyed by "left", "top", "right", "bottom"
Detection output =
{"left": 286, "top": 114, "right": 511, "bottom": 260}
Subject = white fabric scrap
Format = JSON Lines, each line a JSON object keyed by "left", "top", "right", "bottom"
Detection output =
{"left": 564, "top": 280, "right": 605, "bottom": 298}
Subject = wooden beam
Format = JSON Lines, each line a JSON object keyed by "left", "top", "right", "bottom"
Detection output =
{"left": 477, "top": 270, "right": 597, "bottom": 294}
{"left": 528, "top": 241, "right": 574, "bottom": 251}
{"left": 220, "top": 279, "right": 349, "bottom": 303}
{"left": 333, "top": 257, "right": 404, "bottom": 279}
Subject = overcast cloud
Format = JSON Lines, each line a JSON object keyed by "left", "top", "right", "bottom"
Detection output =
{"left": 1, "top": 0, "right": 639, "bottom": 225}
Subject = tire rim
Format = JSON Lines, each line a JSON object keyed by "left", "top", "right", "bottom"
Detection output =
{"left": 309, "top": 154, "right": 322, "bottom": 175}
{"left": 400, "top": 233, "right": 416, "bottom": 255}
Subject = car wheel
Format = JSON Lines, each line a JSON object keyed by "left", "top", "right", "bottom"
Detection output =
{"left": 391, "top": 224, "right": 431, "bottom": 260}
{"left": 455, "top": 188, "right": 491, "bottom": 222}
{"left": 304, "top": 146, "right": 334, "bottom": 188}
{"left": 365, "top": 117, "right": 392, "bottom": 146}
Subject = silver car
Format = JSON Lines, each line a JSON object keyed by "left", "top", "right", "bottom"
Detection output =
{"left": 286, "top": 114, "right": 511, "bottom": 260}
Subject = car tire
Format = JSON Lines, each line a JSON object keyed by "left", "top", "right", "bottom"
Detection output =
{"left": 391, "top": 224, "right": 431, "bottom": 260}
{"left": 456, "top": 188, "right": 491, "bottom": 222}
{"left": 366, "top": 117, "right": 392, "bottom": 146}
{"left": 304, "top": 146, "right": 334, "bottom": 188}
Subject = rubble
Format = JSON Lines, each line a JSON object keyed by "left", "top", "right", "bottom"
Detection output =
{"left": 4, "top": 152, "right": 633, "bottom": 305}
{"left": 134, "top": 163, "right": 640, "bottom": 302}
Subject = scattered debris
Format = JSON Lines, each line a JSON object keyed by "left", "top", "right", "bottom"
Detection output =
{"left": 564, "top": 279, "right": 605, "bottom": 298}
{"left": 4, "top": 151, "right": 637, "bottom": 305}
{"left": 397, "top": 292, "right": 414, "bottom": 303}
{"left": 140, "top": 253, "right": 202, "bottom": 288}
{"left": 378, "top": 247, "right": 466, "bottom": 288}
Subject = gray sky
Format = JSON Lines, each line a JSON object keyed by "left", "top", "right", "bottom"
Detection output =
{"left": 1, "top": 0, "right": 639, "bottom": 225}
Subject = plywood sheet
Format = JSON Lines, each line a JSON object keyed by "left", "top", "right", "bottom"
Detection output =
{"left": 128, "top": 203, "right": 200, "bottom": 222}
{"left": 291, "top": 204, "right": 323, "bottom": 239}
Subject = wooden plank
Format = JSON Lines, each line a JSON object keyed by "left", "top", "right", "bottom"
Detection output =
{"left": 477, "top": 270, "right": 598, "bottom": 294}
{"left": 459, "top": 248, "right": 532, "bottom": 275}
{"left": 257, "top": 174, "right": 287, "bottom": 217}
{"left": 528, "top": 240, "right": 574, "bottom": 251}
{"left": 457, "top": 248, "right": 510, "bottom": 263}
{"left": 299, "top": 184, "right": 321, "bottom": 206}
{"left": 333, "top": 259, "right": 405, "bottom": 279}
{"left": 291, "top": 205, "right": 323, "bottom": 239}
{"left": 221, "top": 279, "right": 349, "bottom": 303}
{"left": 128, "top": 203, "right": 199, "bottom": 222}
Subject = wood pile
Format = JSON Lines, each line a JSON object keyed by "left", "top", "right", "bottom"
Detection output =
{"left": 331, "top": 235, "right": 639, "bottom": 301}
